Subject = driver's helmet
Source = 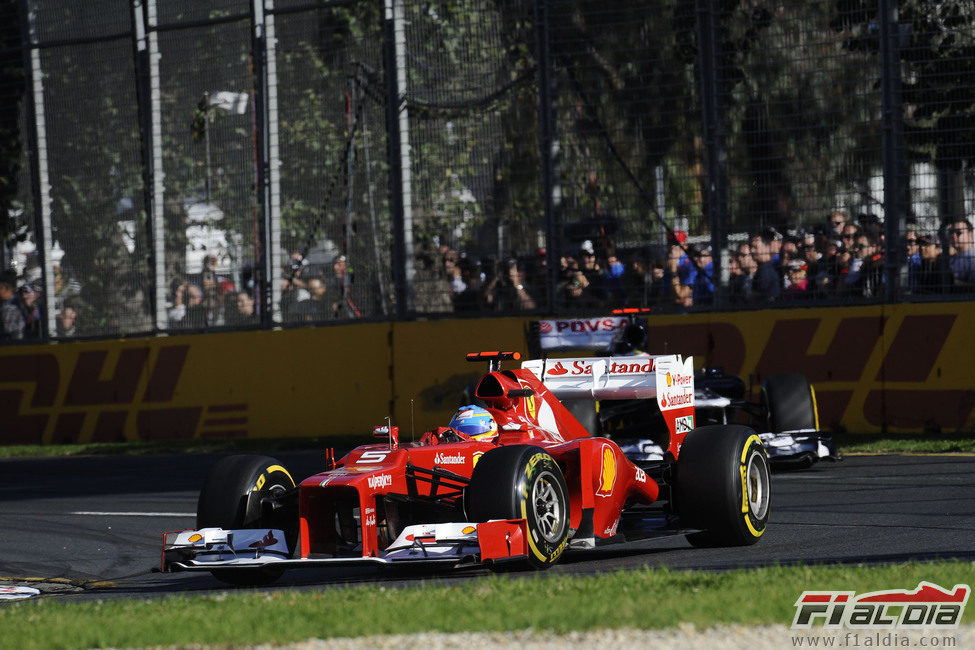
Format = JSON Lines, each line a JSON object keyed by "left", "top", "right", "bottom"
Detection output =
{"left": 448, "top": 405, "right": 498, "bottom": 441}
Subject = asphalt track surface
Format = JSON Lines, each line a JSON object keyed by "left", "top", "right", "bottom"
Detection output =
{"left": 2, "top": 451, "right": 974, "bottom": 601}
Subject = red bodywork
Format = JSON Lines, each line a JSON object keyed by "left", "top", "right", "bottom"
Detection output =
{"left": 297, "top": 360, "right": 663, "bottom": 560}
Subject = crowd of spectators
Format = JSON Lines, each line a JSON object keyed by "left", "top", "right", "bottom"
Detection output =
{"left": 418, "top": 211, "right": 975, "bottom": 314}
{"left": 2, "top": 212, "right": 975, "bottom": 342}
{"left": 0, "top": 253, "right": 82, "bottom": 341}
{"left": 280, "top": 251, "right": 361, "bottom": 322}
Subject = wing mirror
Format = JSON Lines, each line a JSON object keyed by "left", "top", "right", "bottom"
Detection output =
{"left": 373, "top": 424, "right": 399, "bottom": 449}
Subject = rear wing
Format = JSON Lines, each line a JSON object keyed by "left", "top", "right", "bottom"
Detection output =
{"left": 521, "top": 355, "right": 695, "bottom": 412}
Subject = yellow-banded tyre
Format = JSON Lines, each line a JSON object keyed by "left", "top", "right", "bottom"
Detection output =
{"left": 675, "top": 425, "right": 770, "bottom": 547}
{"left": 762, "top": 373, "right": 818, "bottom": 433}
{"left": 465, "top": 445, "right": 569, "bottom": 569}
{"left": 197, "top": 454, "right": 296, "bottom": 586}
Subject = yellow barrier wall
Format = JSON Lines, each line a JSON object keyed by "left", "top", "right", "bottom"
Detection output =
{"left": 0, "top": 325, "right": 392, "bottom": 445}
{"left": 1, "top": 302, "right": 972, "bottom": 445}
{"left": 390, "top": 318, "right": 528, "bottom": 435}
{"left": 638, "top": 302, "right": 975, "bottom": 433}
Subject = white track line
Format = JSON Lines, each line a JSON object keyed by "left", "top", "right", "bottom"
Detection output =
{"left": 68, "top": 510, "right": 196, "bottom": 517}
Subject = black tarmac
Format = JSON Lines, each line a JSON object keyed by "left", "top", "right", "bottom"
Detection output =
{"left": 1, "top": 452, "right": 973, "bottom": 601}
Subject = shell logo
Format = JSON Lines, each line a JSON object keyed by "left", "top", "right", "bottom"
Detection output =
{"left": 596, "top": 444, "right": 617, "bottom": 496}
{"left": 666, "top": 372, "right": 673, "bottom": 387}
{"left": 462, "top": 526, "right": 476, "bottom": 535}
{"left": 188, "top": 533, "right": 203, "bottom": 543}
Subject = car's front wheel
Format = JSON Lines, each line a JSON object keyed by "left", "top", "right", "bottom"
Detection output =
{"left": 465, "top": 445, "right": 569, "bottom": 569}
{"left": 196, "top": 454, "right": 296, "bottom": 586}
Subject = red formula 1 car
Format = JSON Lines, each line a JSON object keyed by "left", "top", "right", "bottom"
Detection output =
{"left": 162, "top": 351, "right": 770, "bottom": 586}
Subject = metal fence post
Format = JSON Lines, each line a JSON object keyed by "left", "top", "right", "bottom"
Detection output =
{"left": 535, "top": 0, "right": 559, "bottom": 313}
{"left": 384, "top": 0, "right": 413, "bottom": 318}
{"left": 252, "top": 0, "right": 283, "bottom": 326}
{"left": 18, "top": 0, "right": 53, "bottom": 338}
{"left": 879, "top": 0, "right": 906, "bottom": 302}
{"left": 130, "top": 0, "right": 166, "bottom": 333}
{"left": 696, "top": 0, "right": 728, "bottom": 308}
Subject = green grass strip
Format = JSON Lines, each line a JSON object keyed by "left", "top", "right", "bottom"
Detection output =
{"left": 3, "top": 561, "right": 973, "bottom": 649}
{"left": 834, "top": 432, "right": 975, "bottom": 455}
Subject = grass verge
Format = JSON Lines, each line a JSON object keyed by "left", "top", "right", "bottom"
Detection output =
{"left": 833, "top": 432, "right": 975, "bottom": 455}
{"left": 2, "top": 562, "right": 973, "bottom": 649}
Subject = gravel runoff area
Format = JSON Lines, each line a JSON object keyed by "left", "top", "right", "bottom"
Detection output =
{"left": 232, "top": 624, "right": 975, "bottom": 649}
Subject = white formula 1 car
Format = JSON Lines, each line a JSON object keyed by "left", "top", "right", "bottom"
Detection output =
{"left": 524, "top": 312, "right": 840, "bottom": 470}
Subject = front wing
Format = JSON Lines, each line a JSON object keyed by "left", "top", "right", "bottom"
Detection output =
{"left": 618, "top": 429, "right": 839, "bottom": 467}
{"left": 759, "top": 429, "right": 841, "bottom": 467}
{"left": 162, "top": 520, "right": 530, "bottom": 573}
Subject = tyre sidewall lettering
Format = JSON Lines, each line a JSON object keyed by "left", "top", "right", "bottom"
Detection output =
{"left": 738, "top": 435, "right": 768, "bottom": 539}
{"left": 254, "top": 465, "right": 296, "bottom": 492}
{"left": 519, "top": 453, "right": 568, "bottom": 565}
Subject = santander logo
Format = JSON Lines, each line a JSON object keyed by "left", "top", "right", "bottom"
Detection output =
{"left": 434, "top": 452, "right": 465, "bottom": 465}
{"left": 248, "top": 530, "right": 278, "bottom": 549}
{"left": 547, "top": 362, "right": 569, "bottom": 376}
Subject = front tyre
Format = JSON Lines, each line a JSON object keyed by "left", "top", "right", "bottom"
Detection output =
{"left": 675, "top": 425, "right": 770, "bottom": 547}
{"left": 466, "top": 445, "right": 569, "bottom": 569}
{"left": 197, "top": 454, "right": 296, "bottom": 586}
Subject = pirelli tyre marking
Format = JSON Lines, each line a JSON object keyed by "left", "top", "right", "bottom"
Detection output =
{"left": 739, "top": 434, "right": 770, "bottom": 539}
{"left": 520, "top": 452, "right": 569, "bottom": 565}
{"left": 254, "top": 465, "right": 295, "bottom": 492}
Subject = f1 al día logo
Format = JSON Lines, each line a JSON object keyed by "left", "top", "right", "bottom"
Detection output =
{"left": 792, "top": 582, "right": 970, "bottom": 630}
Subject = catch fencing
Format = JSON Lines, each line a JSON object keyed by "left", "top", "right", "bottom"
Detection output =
{"left": 2, "top": 0, "right": 974, "bottom": 341}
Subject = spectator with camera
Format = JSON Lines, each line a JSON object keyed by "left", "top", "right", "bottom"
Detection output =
{"left": 915, "top": 235, "right": 951, "bottom": 294}
{"left": 728, "top": 242, "right": 756, "bottom": 303}
{"left": 843, "top": 232, "right": 884, "bottom": 297}
{"left": 0, "top": 269, "right": 25, "bottom": 342}
{"left": 749, "top": 232, "right": 780, "bottom": 302}
{"left": 947, "top": 218, "right": 975, "bottom": 291}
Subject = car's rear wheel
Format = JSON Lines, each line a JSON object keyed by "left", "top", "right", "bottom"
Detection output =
{"left": 197, "top": 454, "right": 296, "bottom": 586}
{"left": 762, "top": 373, "right": 818, "bottom": 433}
{"left": 465, "top": 445, "right": 569, "bottom": 569}
{"left": 675, "top": 425, "right": 770, "bottom": 547}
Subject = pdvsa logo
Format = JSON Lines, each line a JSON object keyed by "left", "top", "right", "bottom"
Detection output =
{"left": 553, "top": 318, "right": 625, "bottom": 333}
{"left": 792, "top": 582, "right": 969, "bottom": 629}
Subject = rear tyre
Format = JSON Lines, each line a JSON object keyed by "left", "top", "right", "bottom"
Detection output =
{"left": 466, "top": 445, "right": 569, "bottom": 569}
{"left": 762, "top": 373, "right": 818, "bottom": 432}
{"left": 197, "top": 454, "right": 296, "bottom": 586}
{"left": 675, "top": 425, "right": 770, "bottom": 547}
